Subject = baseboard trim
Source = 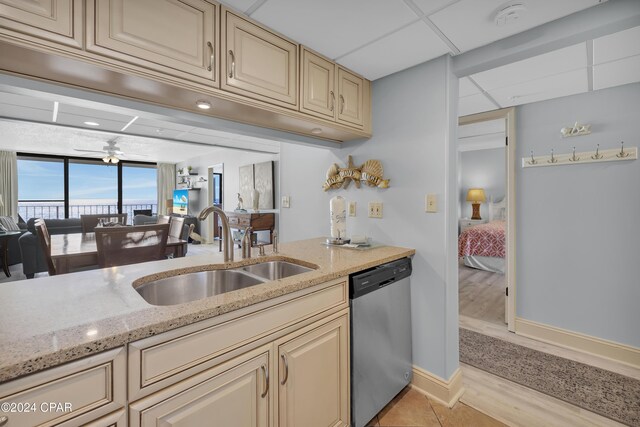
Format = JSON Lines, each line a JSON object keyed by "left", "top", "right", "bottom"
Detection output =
{"left": 411, "top": 366, "right": 464, "bottom": 408}
{"left": 515, "top": 317, "right": 640, "bottom": 368}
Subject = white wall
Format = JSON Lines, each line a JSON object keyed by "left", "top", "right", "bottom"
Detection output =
{"left": 280, "top": 55, "right": 460, "bottom": 380}
{"left": 177, "top": 148, "right": 279, "bottom": 241}
{"left": 516, "top": 83, "right": 640, "bottom": 347}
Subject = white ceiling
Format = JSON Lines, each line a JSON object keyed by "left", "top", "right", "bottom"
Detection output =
{"left": 458, "top": 25, "right": 640, "bottom": 117}
{"left": 220, "top": 0, "right": 605, "bottom": 80}
{"left": 0, "top": 90, "right": 280, "bottom": 162}
{"left": 458, "top": 118, "right": 505, "bottom": 152}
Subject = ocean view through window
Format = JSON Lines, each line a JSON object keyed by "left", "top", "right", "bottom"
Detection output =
{"left": 18, "top": 154, "right": 157, "bottom": 222}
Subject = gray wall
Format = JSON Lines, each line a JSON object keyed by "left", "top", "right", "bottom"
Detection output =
{"left": 516, "top": 83, "right": 640, "bottom": 347}
{"left": 459, "top": 148, "right": 506, "bottom": 219}
{"left": 281, "top": 55, "right": 460, "bottom": 380}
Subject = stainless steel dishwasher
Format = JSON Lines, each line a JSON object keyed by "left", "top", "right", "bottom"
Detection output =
{"left": 350, "top": 257, "right": 413, "bottom": 427}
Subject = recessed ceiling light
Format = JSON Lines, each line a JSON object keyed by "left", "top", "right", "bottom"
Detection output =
{"left": 196, "top": 100, "right": 212, "bottom": 110}
{"left": 311, "top": 128, "right": 323, "bottom": 135}
{"left": 84, "top": 121, "right": 100, "bottom": 126}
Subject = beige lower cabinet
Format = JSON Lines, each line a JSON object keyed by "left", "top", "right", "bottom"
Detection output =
{"left": 276, "top": 312, "right": 350, "bottom": 427}
{"left": 0, "top": 347, "right": 126, "bottom": 427}
{"left": 129, "top": 345, "right": 271, "bottom": 427}
{"left": 0, "top": 0, "right": 82, "bottom": 47}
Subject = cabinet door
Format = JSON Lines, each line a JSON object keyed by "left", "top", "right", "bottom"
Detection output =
{"left": 300, "top": 47, "right": 336, "bottom": 120}
{"left": 222, "top": 8, "right": 298, "bottom": 108}
{"left": 336, "top": 67, "right": 364, "bottom": 128}
{"left": 0, "top": 0, "right": 82, "bottom": 47}
{"left": 89, "top": 0, "right": 218, "bottom": 85}
{"left": 130, "top": 348, "right": 271, "bottom": 427}
{"left": 277, "top": 313, "right": 349, "bottom": 427}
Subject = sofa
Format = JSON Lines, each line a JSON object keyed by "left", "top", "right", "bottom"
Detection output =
{"left": 1, "top": 215, "right": 28, "bottom": 266}
{"left": 18, "top": 218, "right": 82, "bottom": 278}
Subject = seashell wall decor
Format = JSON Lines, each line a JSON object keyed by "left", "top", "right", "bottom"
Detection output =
{"left": 323, "top": 155, "right": 390, "bottom": 191}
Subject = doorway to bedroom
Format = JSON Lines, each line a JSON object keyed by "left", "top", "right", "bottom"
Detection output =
{"left": 457, "top": 108, "right": 515, "bottom": 331}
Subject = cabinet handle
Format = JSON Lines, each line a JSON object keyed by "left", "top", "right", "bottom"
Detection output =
{"left": 280, "top": 353, "right": 289, "bottom": 385}
{"left": 330, "top": 91, "right": 335, "bottom": 111}
{"left": 228, "top": 50, "right": 235, "bottom": 78}
{"left": 207, "top": 41, "right": 214, "bottom": 72}
{"left": 340, "top": 94, "right": 345, "bottom": 114}
{"left": 261, "top": 365, "right": 269, "bottom": 398}
{"left": 0, "top": 416, "right": 8, "bottom": 426}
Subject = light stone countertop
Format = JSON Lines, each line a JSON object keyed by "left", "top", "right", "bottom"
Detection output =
{"left": 0, "top": 237, "right": 414, "bottom": 383}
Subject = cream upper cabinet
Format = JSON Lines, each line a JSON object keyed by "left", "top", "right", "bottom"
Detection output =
{"left": 87, "top": 0, "right": 218, "bottom": 86}
{"left": 336, "top": 67, "right": 365, "bottom": 128}
{"left": 300, "top": 47, "right": 336, "bottom": 120}
{"left": 0, "top": 0, "right": 82, "bottom": 47}
{"left": 130, "top": 346, "right": 271, "bottom": 427}
{"left": 222, "top": 7, "right": 298, "bottom": 108}
{"left": 276, "top": 313, "right": 349, "bottom": 427}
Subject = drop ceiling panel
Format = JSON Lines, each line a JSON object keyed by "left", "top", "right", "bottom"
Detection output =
{"left": 458, "top": 118, "right": 505, "bottom": 138}
{"left": 0, "top": 91, "right": 54, "bottom": 110}
{"left": 250, "top": 0, "right": 418, "bottom": 59}
{"left": 488, "top": 68, "right": 588, "bottom": 107}
{"left": 458, "top": 93, "right": 498, "bottom": 117}
{"left": 471, "top": 43, "right": 587, "bottom": 91}
{"left": 430, "top": 0, "right": 603, "bottom": 52}
{"left": 0, "top": 104, "right": 53, "bottom": 122}
{"left": 410, "top": 0, "right": 460, "bottom": 16}
{"left": 459, "top": 77, "right": 481, "bottom": 97}
{"left": 57, "top": 104, "right": 134, "bottom": 123}
{"left": 123, "top": 124, "right": 190, "bottom": 140}
{"left": 337, "top": 21, "right": 450, "bottom": 80}
{"left": 593, "top": 55, "right": 640, "bottom": 91}
{"left": 593, "top": 25, "right": 640, "bottom": 65}
{"left": 55, "top": 113, "right": 130, "bottom": 133}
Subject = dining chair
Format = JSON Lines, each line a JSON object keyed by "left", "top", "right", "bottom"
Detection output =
{"left": 34, "top": 219, "right": 56, "bottom": 276}
{"left": 168, "top": 216, "right": 185, "bottom": 239}
{"left": 95, "top": 223, "right": 170, "bottom": 268}
{"left": 157, "top": 215, "right": 171, "bottom": 225}
{"left": 81, "top": 213, "right": 128, "bottom": 232}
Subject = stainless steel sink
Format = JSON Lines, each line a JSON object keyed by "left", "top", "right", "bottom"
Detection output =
{"left": 239, "top": 261, "right": 315, "bottom": 280}
{"left": 136, "top": 269, "right": 265, "bottom": 306}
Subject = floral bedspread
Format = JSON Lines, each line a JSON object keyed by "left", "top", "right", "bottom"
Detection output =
{"left": 458, "top": 220, "right": 506, "bottom": 258}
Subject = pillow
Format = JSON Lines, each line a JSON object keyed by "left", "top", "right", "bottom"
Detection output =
{"left": 488, "top": 198, "right": 507, "bottom": 221}
{"left": 0, "top": 216, "right": 20, "bottom": 231}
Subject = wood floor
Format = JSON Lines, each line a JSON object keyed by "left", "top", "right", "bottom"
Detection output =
{"left": 458, "top": 261, "right": 505, "bottom": 326}
{"left": 366, "top": 386, "right": 505, "bottom": 427}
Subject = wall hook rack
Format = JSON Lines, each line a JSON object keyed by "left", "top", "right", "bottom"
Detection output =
{"left": 522, "top": 144, "right": 637, "bottom": 168}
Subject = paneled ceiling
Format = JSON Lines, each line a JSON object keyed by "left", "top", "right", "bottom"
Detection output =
{"left": 458, "top": 25, "right": 640, "bottom": 116}
{"left": 220, "top": 0, "right": 606, "bottom": 80}
{"left": 0, "top": 90, "right": 280, "bottom": 163}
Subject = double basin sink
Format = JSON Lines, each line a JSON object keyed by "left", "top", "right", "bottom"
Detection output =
{"left": 136, "top": 261, "right": 315, "bottom": 306}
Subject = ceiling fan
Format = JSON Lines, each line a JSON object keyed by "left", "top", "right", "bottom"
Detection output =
{"left": 73, "top": 138, "right": 147, "bottom": 164}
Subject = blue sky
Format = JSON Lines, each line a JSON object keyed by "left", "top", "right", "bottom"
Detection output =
{"left": 18, "top": 159, "right": 157, "bottom": 201}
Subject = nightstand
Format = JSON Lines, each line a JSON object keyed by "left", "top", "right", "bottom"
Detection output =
{"left": 459, "top": 218, "right": 487, "bottom": 233}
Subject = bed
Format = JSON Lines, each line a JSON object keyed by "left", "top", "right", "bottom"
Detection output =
{"left": 458, "top": 198, "right": 506, "bottom": 274}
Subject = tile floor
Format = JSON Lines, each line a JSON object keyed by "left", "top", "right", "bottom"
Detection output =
{"left": 367, "top": 387, "right": 505, "bottom": 427}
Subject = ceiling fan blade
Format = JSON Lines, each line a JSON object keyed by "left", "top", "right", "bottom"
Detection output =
{"left": 74, "top": 149, "right": 106, "bottom": 153}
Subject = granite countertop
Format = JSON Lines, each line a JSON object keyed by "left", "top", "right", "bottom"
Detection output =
{"left": 0, "top": 237, "right": 414, "bottom": 383}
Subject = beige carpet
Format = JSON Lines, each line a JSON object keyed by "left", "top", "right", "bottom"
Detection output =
{"left": 460, "top": 328, "right": 640, "bottom": 426}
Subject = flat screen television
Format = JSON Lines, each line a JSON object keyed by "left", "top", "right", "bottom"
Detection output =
{"left": 173, "top": 189, "right": 189, "bottom": 215}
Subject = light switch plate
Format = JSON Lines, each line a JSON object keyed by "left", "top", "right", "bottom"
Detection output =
{"left": 348, "top": 202, "right": 357, "bottom": 217}
{"left": 426, "top": 194, "right": 437, "bottom": 213}
{"left": 368, "top": 202, "right": 383, "bottom": 218}
{"left": 281, "top": 195, "right": 290, "bottom": 208}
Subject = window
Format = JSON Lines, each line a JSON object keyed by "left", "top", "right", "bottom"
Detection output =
{"left": 68, "top": 159, "right": 118, "bottom": 218}
{"left": 17, "top": 157, "right": 65, "bottom": 219}
{"left": 122, "top": 163, "right": 157, "bottom": 221}
{"left": 17, "top": 154, "right": 157, "bottom": 222}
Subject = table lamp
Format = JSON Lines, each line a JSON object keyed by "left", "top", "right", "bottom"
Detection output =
{"left": 466, "top": 188, "right": 486, "bottom": 220}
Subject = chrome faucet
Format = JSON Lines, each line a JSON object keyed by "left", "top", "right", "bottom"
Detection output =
{"left": 198, "top": 206, "right": 234, "bottom": 262}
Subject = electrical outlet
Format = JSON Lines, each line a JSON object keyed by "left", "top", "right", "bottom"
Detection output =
{"left": 368, "top": 202, "right": 383, "bottom": 218}
{"left": 281, "top": 195, "right": 290, "bottom": 208}
{"left": 426, "top": 194, "right": 437, "bottom": 213}
{"left": 349, "top": 202, "right": 357, "bottom": 217}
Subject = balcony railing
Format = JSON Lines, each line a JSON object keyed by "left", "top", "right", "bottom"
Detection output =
{"left": 18, "top": 201, "right": 158, "bottom": 224}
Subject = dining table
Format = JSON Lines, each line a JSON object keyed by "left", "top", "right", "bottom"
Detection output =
{"left": 50, "top": 232, "right": 188, "bottom": 274}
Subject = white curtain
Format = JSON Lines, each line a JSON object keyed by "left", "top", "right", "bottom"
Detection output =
{"left": 0, "top": 151, "right": 18, "bottom": 220}
{"left": 157, "top": 163, "right": 175, "bottom": 215}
